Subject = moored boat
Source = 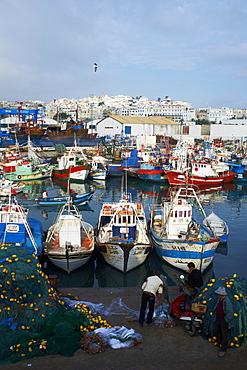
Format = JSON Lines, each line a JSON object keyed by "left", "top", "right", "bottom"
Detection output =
{"left": 95, "top": 191, "right": 152, "bottom": 273}
{"left": 166, "top": 160, "right": 236, "bottom": 186}
{"left": 35, "top": 191, "right": 94, "bottom": 206}
{"left": 0, "top": 195, "right": 43, "bottom": 255}
{"left": 2, "top": 161, "right": 53, "bottom": 182}
{"left": 87, "top": 155, "right": 109, "bottom": 180}
{"left": 136, "top": 162, "right": 169, "bottom": 183}
{"left": 149, "top": 187, "right": 221, "bottom": 272}
{"left": 52, "top": 144, "right": 91, "bottom": 182}
{"left": 202, "top": 211, "right": 229, "bottom": 243}
{"left": 43, "top": 198, "right": 95, "bottom": 273}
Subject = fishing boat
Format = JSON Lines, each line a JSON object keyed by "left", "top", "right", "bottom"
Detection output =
{"left": 95, "top": 190, "right": 152, "bottom": 273}
{"left": 149, "top": 187, "right": 221, "bottom": 272}
{"left": 166, "top": 160, "right": 236, "bottom": 186}
{"left": 136, "top": 162, "right": 169, "bottom": 183}
{"left": 35, "top": 190, "right": 94, "bottom": 206}
{"left": 46, "top": 120, "right": 88, "bottom": 146}
{"left": 52, "top": 143, "right": 91, "bottom": 182}
{"left": 0, "top": 195, "right": 43, "bottom": 255}
{"left": 87, "top": 155, "right": 109, "bottom": 180}
{"left": 1, "top": 138, "right": 53, "bottom": 182}
{"left": 2, "top": 161, "right": 53, "bottom": 182}
{"left": 202, "top": 211, "right": 229, "bottom": 243}
{"left": 43, "top": 198, "right": 95, "bottom": 273}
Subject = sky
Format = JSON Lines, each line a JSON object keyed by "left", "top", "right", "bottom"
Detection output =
{"left": 1, "top": 0, "right": 247, "bottom": 109}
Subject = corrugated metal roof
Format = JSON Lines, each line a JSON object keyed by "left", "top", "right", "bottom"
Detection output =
{"left": 108, "top": 114, "right": 179, "bottom": 125}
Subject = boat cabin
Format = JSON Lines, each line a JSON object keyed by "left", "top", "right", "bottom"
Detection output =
{"left": 0, "top": 205, "right": 27, "bottom": 244}
{"left": 57, "top": 153, "right": 77, "bottom": 170}
{"left": 99, "top": 202, "right": 145, "bottom": 241}
{"left": 191, "top": 160, "right": 229, "bottom": 177}
{"left": 163, "top": 198, "right": 193, "bottom": 238}
{"left": 59, "top": 215, "right": 81, "bottom": 248}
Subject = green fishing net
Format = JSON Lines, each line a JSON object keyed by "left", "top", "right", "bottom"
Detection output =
{"left": 0, "top": 246, "right": 111, "bottom": 365}
{"left": 192, "top": 275, "right": 247, "bottom": 348}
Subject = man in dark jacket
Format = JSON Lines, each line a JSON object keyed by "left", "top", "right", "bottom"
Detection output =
{"left": 187, "top": 262, "right": 203, "bottom": 288}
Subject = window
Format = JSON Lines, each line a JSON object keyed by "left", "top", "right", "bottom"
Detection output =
{"left": 125, "top": 126, "right": 131, "bottom": 134}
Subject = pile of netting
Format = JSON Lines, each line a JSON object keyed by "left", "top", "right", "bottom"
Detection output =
{"left": 192, "top": 274, "right": 247, "bottom": 348}
{"left": 0, "top": 246, "right": 112, "bottom": 365}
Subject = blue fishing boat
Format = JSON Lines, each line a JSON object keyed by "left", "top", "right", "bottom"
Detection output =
{"left": 149, "top": 187, "right": 220, "bottom": 272}
{"left": 0, "top": 196, "right": 43, "bottom": 255}
{"left": 136, "top": 162, "right": 168, "bottom": 182}
{"left": 35, "top": 191, "right": 94, "bottom": 206}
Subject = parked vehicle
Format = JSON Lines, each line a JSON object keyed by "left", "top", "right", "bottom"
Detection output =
{"left": 171, "top": 275, "right": 206, "bottom": 336}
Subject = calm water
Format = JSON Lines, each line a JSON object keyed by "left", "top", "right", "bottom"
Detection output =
{"left": 16, "top": 177, "right": 247, "bottom": 288}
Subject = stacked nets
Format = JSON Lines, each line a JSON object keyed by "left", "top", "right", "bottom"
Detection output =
{"left": 192, "top": 274, "right": 247, "bottom": 348}
{"left": 0, "top": 246, "right": 111, "bottom": 365}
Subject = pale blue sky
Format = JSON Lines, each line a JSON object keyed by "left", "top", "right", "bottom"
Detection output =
{"left": 1, "top": 0, "right": 247, "bottom": 108}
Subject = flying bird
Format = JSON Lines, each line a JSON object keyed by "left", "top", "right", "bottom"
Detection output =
{"left": 94, "top": 63, "right": 100, "bottom": 72}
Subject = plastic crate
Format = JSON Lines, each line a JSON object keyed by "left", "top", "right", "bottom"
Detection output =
{"left": 191, "top": 303, "right": 207, "bottom": 314}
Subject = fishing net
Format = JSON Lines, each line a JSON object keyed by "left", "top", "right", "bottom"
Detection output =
{"left": 192, "top": 275, "right": 247, "bottom": 348}
{"left": 0, "top": 246, "right": 112, "bottom": 365}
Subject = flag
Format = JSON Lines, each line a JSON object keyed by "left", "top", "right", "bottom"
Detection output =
{"left": 10, "top": 188, "right": 17, "bottom": 195}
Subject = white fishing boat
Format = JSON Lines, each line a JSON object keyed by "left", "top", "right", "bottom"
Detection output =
{"left": 95, "top": 191, "right": 152, "bottom": 273}
{"left": 149, "top": 187, "right": 221, "bottom": 272}
{"left": 88, "top": 155, "right": 109, "bottom": 180}
{"left": 202, "top": 211, "right": 229, "bottom": 243}
{"left": 43, "top": 198, "right": 94, "bottom": 273}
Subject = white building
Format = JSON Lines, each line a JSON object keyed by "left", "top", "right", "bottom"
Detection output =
{"left": 96, "top": 114, "right": 181, "bottom": 138}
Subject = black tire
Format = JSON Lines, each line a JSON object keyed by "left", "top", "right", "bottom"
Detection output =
{"left": 187, "top": 322, "right": 197, "bottom": 336}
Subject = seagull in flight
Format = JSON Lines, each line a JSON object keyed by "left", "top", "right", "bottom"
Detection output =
{"left": 94, "top": 63, "right": 100, "bottom": 72}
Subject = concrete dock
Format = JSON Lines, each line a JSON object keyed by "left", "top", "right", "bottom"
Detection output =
{"left": 1, "top": 287, "right": 247, "bottom": 370}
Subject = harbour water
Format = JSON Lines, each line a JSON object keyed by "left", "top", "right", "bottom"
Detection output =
{"left": 16, "top": 176, "right": 247, "bottom": 288}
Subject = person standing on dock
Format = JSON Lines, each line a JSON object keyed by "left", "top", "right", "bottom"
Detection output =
{"left": 212, "top": 286, "right": 234, "bottom": 357}
{"left": 139, "top": 271, "right": 163, "bottom": 326}
{"left": 187, "top": 262, "right": 203, "bottom": 289}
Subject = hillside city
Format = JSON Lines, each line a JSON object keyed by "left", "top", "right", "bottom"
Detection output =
{"left": 0, "top": 95, "right": 247, "bottom": 126}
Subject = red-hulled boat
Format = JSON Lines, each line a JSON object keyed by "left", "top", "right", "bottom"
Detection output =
{"left": 166, "top": 160, "right": 236, "bottom": 186}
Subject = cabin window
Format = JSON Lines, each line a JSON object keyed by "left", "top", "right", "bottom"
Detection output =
{"left": 184, "top": 210, "right": 186, "bottom": 217}
{"left": 170, "top": 211, "right": 173, "bottom": 217}
{"left": 188, "top": 210, "right": 191, "bottom": 217}
{"left": 9, "top": 215, "right": 18, "bottom": 222}
{"left": 179, "top": 211, "right": 183, "bottom": 217}
{"left": 122, "top": 216, "right": 127, "bottom": 223}
{"left": 174, "top": 211, "right": 177, "bottom": 218}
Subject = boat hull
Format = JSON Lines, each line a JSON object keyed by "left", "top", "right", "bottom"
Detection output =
{"left": 52, "top": 165, "right": 90, "bottom": 182}
{"left": 47, "top": 252, "right": 92, "bottom": 272}
{"left": 150, "top": 227, "right": 219, "bottom": 272}
{"left": 88, "top": 170, "right": 108, "bottom": 180}
{"left": 97, "top": 242, "right": 151, "bottom": 272}
{"left": 136, "top": 169, "right": 168, "bottom": 182}
{"left": 166, "top": 170, "right": 236, "bottom": 186}
{"left": 35, "top": 191, "right": 93, "bottom": 206}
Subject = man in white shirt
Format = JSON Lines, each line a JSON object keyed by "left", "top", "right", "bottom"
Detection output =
{"left": 139, "top": 271, "right": 163, "bottom": 325}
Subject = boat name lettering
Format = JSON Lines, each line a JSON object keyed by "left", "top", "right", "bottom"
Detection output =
{"left": 120, "top": 227, "right": 129, "bottom": 234}
{"left": 172, "top": 243, "right": 186, "bottom": 251}
{"left": 6, "top": 224, "right": 19, "bottom": 233}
